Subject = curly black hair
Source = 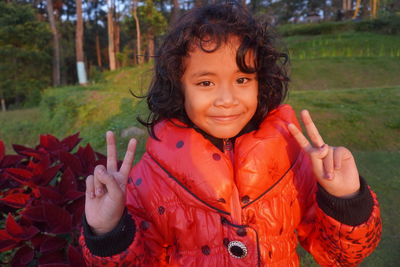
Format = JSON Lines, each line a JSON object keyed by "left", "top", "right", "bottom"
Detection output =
{"left": 139, "top": 2, "right": 289, "bottom": 139}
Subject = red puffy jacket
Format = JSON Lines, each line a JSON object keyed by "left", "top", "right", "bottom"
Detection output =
{"left": 81, "top": 104, "right": 381, "bottom": 266}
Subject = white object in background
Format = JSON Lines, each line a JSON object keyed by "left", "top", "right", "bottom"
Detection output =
{"left": 77, "top": 61, "right": 88, "bottom": 84}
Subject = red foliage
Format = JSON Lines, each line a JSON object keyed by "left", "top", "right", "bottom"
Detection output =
{"left": 0, "top": 134, "right": 106, "bottom": 266}
{"left": 0, "top": 141, "right": 4, "bottom": 161}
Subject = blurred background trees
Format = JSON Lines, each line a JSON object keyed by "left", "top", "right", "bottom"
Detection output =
{"left": 0, "top": 0, "right": 399, "bottom": 110}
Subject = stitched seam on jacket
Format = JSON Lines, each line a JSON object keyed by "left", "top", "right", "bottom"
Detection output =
{"left": 242, "top": 154, "right": 299, "bottom": 209}
{"left": 148, "top": 152, "right": 230, "bottom": 215}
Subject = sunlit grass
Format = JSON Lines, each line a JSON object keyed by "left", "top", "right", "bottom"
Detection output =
{"left": 285, "top": 32, "right": 400, "bottom": 59}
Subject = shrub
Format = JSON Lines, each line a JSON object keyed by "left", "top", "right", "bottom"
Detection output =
{"left": 0, "top": 134, "right": 107, "bottom": 266}
{"left": 278, "top": 21, "right": 354, "bottom": 36}
{"left": 355, "top": 15, "right": 400, "bottom": 35}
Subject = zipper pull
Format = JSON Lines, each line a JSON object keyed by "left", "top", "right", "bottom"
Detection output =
{"left": 223, "top": 138, "right": 233, "bottom": 152}
{"left": 223, "top": 138, "right": 234, "bottom": 165}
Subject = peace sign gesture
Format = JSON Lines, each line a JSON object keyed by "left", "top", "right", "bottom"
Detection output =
{"left": 288, "top": 110, "right": 360, "bottom": 198}
{"left": 85, "top": 131, "right": 137, "bottom": 235}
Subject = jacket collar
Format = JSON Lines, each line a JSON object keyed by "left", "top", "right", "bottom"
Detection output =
{"left": 192, "top": 120, "right": 258, "bottom": 152}
{"left": 146, "top": 104, "right": 301, "bottom": 215}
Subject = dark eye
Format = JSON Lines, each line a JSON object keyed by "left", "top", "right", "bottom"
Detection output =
{"left": 237, "top": 77, "right": 250, "bottom": 84}
{"left": 197, "top": 81, "right": 213, "bottom": 87}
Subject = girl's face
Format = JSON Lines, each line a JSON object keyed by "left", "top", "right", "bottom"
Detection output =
{"left": 181, "top": 37, "right": 258, "bottom": 139}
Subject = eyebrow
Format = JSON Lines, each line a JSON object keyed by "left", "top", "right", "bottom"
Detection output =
{"left": 190, "top": 70, "right": 247, "bottom": 79}
{"left": 190, "top": 71, "right": 215, "bottom": 79}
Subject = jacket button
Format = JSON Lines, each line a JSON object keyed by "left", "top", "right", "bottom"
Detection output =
{"left": 241, "top": 195, "right": 250, "bottom": 204}
{"left": 158, "top": 206, "right": 165, "bottom": 215}
{"left": 236, "top": 228, "right": 246, "bottom": 237}
{"left": 220, "top": 217, "right": 228, "bottom": 224}
{"left": 176, "top": 140, "right": 184, "bottom": 148}
{"left": 228, "top": 241, "right": 247, "bottom": 259}
{"left": 201, "top": 245, "right": 211, "bottom": 255}
{"left": 213, "top": 153, "right": 221, "bottom": 160}
{"left": 135, "top": 178, "right": 142, "bottom": 186}
{"left": 217, "top": 197, "right": 226, "bottom": 203}
{"left": 140, "top": 221, "right": 150, "bottom": 231}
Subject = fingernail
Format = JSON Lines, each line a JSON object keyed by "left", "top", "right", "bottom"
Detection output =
{"left": 96, "top": 188, "right": 103, "bottom": 195}
{"left": 326, "top": 173, "right": 333, "bottom": 180}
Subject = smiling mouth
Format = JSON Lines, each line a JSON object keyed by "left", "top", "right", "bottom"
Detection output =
{"left": 209, "top": 114, "right": 241, "bottom": 122}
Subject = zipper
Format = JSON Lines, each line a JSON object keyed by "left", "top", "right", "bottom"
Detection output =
{"left": 223, "top": 138, "right": 234, "bottom": 165}
{"left": 223, "top": 138, "right": 233, "bottom": 151}
{"left": 223, "top": 138, "right": 242, "bottom": 224}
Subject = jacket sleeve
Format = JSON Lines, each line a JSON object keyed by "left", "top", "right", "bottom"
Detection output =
{"left": 294, "top": 152, "right": 382, "bottom": 267}
{"left": 79, "top": 174, "right": 169, "bottom": 266}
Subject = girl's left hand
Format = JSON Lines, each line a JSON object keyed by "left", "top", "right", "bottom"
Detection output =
{"left": 288, "top": 110, "right": 360, "bottom": 198}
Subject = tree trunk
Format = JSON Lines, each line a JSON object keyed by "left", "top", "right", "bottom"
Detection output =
{"left": 46, "top": 0, "right": 61, "bottom": 86}
{"left": 94, "top": 0, "right": 102, "bottom": 68}
{"left": 147, "top": 32, "right": 155, "bottom": 62}
{"left": 96, "top": 33, "right": 102, "bottom": 68}
{"left": 76, "top": 0, "right": 88, "bottom": 85}
{"left": 1, "top": 98, "right": 6, "bottom": 112}
{"left": 114, "top": 20, "right": 121, "bottom": 68}
{"left": 132, "top": 0, "right": 143, "bottom": 65}
{"left": 170, "top": 0, "right": 180, "bottom": 24}
{"left": 194, "top": 0, "right": 202, "bottom": 8}
{"left": 353, "top": 0, "right": 362, "bottom": 18}
{"left": 107, "top": 0, "right": 116, "bottom": 70}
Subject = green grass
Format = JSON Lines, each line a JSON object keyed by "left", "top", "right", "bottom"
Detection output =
{"left": 356, "top": 151, "right": 400, "bottom": 266}
{"left": 0, "top": 108, "right": 43, "bottom": 149}
{"left": 286, "top": 86, "right": 400, "bottom": 151}
{"left": 290, "top": 57, "right": 400, "bottom": 90}
{"left": 0, "top": 65, "right": 153, "bottom": 161}
{"left": 285, "top": 32, "right": 400, "bottom": 59}
{"left": 286, "top": 32, "right": 400, "bottom": 90}
{"left": 297, "top": 150, "right": 400, "bottom": 267}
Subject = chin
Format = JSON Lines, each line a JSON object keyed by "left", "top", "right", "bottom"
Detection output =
{"left": 206, "top": 129, "right": 241, "bottom": 139}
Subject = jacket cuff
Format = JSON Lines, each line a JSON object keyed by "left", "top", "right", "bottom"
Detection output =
{"left": 316, "top": 176, "right": 373, "bottom": 226}
{"left": 83, "top": 209, "right": 135, "bottom": 257}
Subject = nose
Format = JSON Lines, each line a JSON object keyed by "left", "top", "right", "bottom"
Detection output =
{"left": 214, "top": 84, "right": 239, "bottom": 108}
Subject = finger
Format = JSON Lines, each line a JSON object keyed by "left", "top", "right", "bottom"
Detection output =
{"left": 323, "top": 146, "right": 334, "bottom": 179}
{"left": 288, "top": 123, "right": 312, "bottom": 152}
{"left": 119, "top": 138, "right": 137, "bottom": 179}
{"left": 85, "top": 175, "right": 95, "bottom": 199}
{"left": 307, "top": 144, "right": 328, "bottom": 179}
{"left": 107, "top": 131, "right": 118, "bottom": 172}
{"left": 94, "top": 165, "right": 122, "bottom": 200}
{"left": 333, "top": 147, "right": 347, "bottom": 170}
{"left": 311, "top": 143, "right": 329, "bottom": 160}
{"left": 301, "top": 110, "right": 325, "bottom": 148}
{"left": 94, "top": 165, "right": 107, "bottom": 197}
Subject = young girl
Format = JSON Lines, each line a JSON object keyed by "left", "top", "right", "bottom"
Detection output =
{"left": 81, "top": 3, "right": 381, "bottom": 266}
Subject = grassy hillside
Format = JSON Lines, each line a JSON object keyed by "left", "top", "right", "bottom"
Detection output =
{"left": 1, "top": 31, "right": 399, "bottom": 266}
{"left": 285, "top": 32, "right": 400, "bottom": 90}
{"left": 285, "top": 32, "right": 400, "bottom": 59}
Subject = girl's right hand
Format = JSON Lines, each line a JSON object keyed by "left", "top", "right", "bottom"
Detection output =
{"left": 85, "top": 131, "right": 137, "bottom": 235}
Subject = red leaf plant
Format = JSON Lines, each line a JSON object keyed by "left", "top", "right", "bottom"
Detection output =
{"left": 0, "top": 134, "right": 107, "bottom": 266}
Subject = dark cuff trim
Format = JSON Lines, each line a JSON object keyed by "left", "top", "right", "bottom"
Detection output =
{"left": 83, "top": 209, "right": 135, "bottom": 257}
{"left": 317, "top": 176, "right": 374, "bottom": 226}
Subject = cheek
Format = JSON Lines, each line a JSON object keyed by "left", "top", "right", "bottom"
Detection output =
{"left": 247, "top": 88, "right": 259, "bottom": 113}
{"left": 183, "top": 90, "right": 200, "bottom": 121}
